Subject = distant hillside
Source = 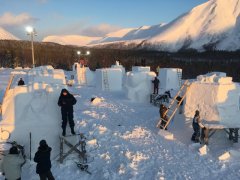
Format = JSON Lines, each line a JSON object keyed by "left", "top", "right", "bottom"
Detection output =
{"left": 0, "top": 27, "right": 19, "bottom": 40}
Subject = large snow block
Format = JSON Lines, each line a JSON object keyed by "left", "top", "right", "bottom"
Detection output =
{"left": 132, "top": 66, "right": 150, "bottom": 72}
{"left": 75, "top": 67, "right": 95, "bottom": 86}
{"left": 0, "top": 83, "right": 65, "bottom": 159}
{"left": 185, "top": 72, "right": 240, "bottom": 127}
{"left": 28, "top": 66, "right": 66, "bottom": 85}
{"left": 96, "top": 68, "right": 123, "bottom": 91}
{"left": 124, "top": 71, "right": 156, "bottom": 103}
{"left": 158, "top": 68, "right": 182, "bottom": 91}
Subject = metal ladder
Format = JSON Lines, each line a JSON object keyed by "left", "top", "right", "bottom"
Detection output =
{"left": 156, "top": 80, "right": 191, "bottom": 129}
{"left": 177, "top": 69, "right": 182, "bottom": 87}
{"left": 103, "top": 69, "right": 110, "bottom": 91}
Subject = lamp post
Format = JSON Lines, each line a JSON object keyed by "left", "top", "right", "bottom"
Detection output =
{"left": 26, "top": 26, "right": 37, "bottom": 68}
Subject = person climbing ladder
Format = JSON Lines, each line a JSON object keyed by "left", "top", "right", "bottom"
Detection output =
{"left": 58, "top": 89, "right": 77, "bottom": 136}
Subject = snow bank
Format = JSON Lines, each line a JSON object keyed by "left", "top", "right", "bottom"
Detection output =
{"left": 96, "top": 68, "right": 123, "bottom": 91}
{"left": 185, "top": 72, "right": 240, "bottom": 127}
{"left": 124, "top": 68, "right": 156, "bottom": 103}
{"left": 158, "top": 68, "right": 182, "bottom": 92}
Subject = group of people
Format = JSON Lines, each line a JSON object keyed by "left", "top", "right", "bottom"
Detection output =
{"left": 1, "top": 88, "right": 77, "bottom": 179}
{"left": 1, "top": 140, "right": 54, "bottom": 180}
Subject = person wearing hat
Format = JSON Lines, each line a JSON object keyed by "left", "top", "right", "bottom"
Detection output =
{"left": 34, "top": 140, "right": 55, "bottom": 180}
{"left": 58, "top": 89, "right": 77, "bottom": 136}
{"left": 191, "top": 110, "right": 204, "bottom": 142}
{"left": 1, "top": 146, "right": 26, "bottom": 180}
{"left": 17, "top": 78, "right": 25, "bottom": 86}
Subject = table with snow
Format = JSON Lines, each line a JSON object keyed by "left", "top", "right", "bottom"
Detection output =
{"left": 185, "top": 72, "right": 240, "bottom": 145}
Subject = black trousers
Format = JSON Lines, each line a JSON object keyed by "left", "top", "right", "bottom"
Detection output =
{"left": 5, "top": 178, "right": 21, "bottom": 180}
{"left": 61, "top": 109, "right": 75, "bottom": 129}
{"left": 39, "top": 171, "right": 55, "bottom": 180}
{"left": 153, "top": 86, "right": 159, "bottom": 94}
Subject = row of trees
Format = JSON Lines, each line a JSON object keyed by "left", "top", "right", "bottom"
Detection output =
{"left": 0, "top": 40, "right": 240, "bottom": 81}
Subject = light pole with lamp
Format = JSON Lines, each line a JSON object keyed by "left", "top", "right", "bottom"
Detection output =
{"left": 77, "top": 50, "right": 90, "bottom": 67}
{"left": 26, "top": 26, "right": 37, "bottom": 68}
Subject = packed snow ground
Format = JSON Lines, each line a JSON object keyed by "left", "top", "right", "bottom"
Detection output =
{"left": 1, "top": 70, "right": 240, "bottom": 179}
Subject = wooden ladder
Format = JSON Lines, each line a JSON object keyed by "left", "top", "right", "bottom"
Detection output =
{"left": 103, "top": 69, "right": 110, "bottom": 91}
{"left": 156, "top": 80, "right": 191, "bottom": 129}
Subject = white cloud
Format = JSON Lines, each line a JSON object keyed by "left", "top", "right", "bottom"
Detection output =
{"left": 0, "top": 12, "right": 38, "bottom": 27}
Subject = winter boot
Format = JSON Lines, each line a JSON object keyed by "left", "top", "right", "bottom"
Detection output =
{"left": 71, "top": 127, "right": 76, "bottom": 135}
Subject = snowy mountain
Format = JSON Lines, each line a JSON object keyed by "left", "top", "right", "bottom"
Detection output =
{"left": 0, "top": 27, "right": 19, "bottom": 40}
{"left": 42, "top": 35, "right": 101, "bottom": 46}
{"left": 91, "top": 0, "right": 240, "bottom": 51}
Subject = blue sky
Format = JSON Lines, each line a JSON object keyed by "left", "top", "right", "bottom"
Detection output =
{"left": 0, "top": 0, "right": 208, "bottom": 40}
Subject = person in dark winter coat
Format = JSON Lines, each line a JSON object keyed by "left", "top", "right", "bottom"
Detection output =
{"left": 34, "top": 140, "right": 55, "bottom": 180}
{"left": 152, "top": 77, "right": 160, "bottom": 94}
{"left": 159, "top": 104, "right": 168, "bottom": 130}
{"left": 176, "top": 96, "right": 184, "bottom": 114}
{"left": 191, "top": 110, "right": 204, "bottom": 142}
{"left": 1, "top": 146, "right": 25, "bottom": 180}
{"left": 58, "top": 89, "right": 77, "bottom": 136}
{"left": 17, "top": 78, "right": 25, "bottom": 86}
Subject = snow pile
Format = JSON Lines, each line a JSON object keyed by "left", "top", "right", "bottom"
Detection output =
{"left": 158, "top": 68, "right": 182, "bottom": 92}
{"left": 124, "top": 67, "right": 156, "bottom": 102}
{"left": 96, "top": 68, "right": 123, "bottom": 91}
{"left": 199, "top": 145, "right": 208, "bottom": 155}
{"left": 185, "top": 72, "right": 240, "bottom": 127}
{"left": 28, "top": 66, "right": 66, "bottom": 85}
{"left": 91, "top": 97, "right": 104, "bottom": 105}
{"left": 218, "top": 152, "right": 230, "bottom": 161}
{"left": 158, "top": 130, "right": 174, "bottom": 140}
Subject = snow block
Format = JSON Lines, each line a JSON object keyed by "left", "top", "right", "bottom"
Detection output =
{"left": 185, "top": 72, "right": 240, "bottom": 127}
{"left": 124, "top": 71, "right": 156, "bottom": 103}
{"left": 158, "top": 68, "right": 182, "bottom": 91}
{"left": 96, "top": 68, "right": 123, "bottom": 91}
{"left": 132, "top": 66, "right": 150, "bottom": 72}
{"left": 158, "top": 130, "right": 174, "bottom": 140}
{"left": 218, "top": 152, "right": 230, "bottom": 161}
{"left": 199, "top": 145, "right": 208, "bottom": 155}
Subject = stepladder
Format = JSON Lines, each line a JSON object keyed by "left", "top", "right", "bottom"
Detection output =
{"left": 157, "top": 80, "right": 191, "bottom": 130}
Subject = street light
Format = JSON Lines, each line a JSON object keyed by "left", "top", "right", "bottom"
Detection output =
{"left": 26, "top": 26, "right": 37, "bottom": 68}
{"left": 77, "top": 50, "right": 90, "bottom": 67}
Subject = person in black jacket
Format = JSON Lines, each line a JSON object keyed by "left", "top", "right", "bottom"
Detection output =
{"left": 159, "top": 104, "right": 168, "bottom": 130}
{"left": 152, "top": 77, "right": 160, "bottom": 94}
{"left": 18, "top": 78, "right": 25, "bottom": 86}
{"left": 34, "top": 140, "right": 55, "bottom": 180}
{"left": 58, "top": 89, "right": 77, "bottom": 136}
